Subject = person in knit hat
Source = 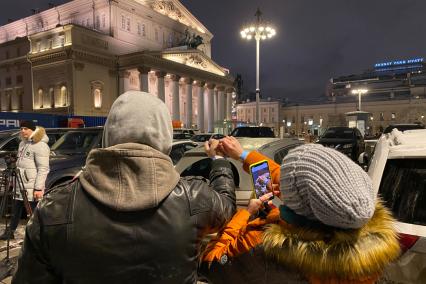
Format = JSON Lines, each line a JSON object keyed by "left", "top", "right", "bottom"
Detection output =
{"left": 13, "top": 91, "right": 236, "bottom": 284}
{"left": 0, "top": 120, "right": 50, "bottom": 241}
{"left": 200, "top": 137, "right": 400, "bottom": 284}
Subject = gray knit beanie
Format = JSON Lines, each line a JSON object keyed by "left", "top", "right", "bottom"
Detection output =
{"left": 280, "top": 144, "right": 375, "bottom": 229}
{"left": 102, "top": 91, "right": 173, "bottom": 155}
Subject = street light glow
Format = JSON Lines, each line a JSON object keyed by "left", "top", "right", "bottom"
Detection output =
{"left": 351, "top": 89, "right": 368, "bottom": 95}
{"left": 351, "top": 88, "right": 368, "bottom": 111}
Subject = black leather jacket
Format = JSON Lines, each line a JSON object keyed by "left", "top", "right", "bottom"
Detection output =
{"left": 13, "top": 157, "right": 236, "bottom": 284}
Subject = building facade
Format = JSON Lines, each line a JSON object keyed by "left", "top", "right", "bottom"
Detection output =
{"left": 236, "top": 100, "right": 280, "bottom": 135}
{"left": 0, "top": 0, "right": 235, "bottom": 132}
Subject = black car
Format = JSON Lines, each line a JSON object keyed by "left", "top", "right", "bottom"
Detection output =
{"left": 230, "top": 126, "right": 275, "bottom": 138}
{"left": 0, "top": 128, "right": 70, "bottom": 159}
{"left": 316, "top": 127, "right": 365, "bottom": 161}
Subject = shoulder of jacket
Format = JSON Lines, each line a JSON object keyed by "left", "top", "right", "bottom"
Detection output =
{"left": 38, "top": 180, "right": 79, "bottom": 225}
{"left": 177, "top": 176, "right": 214, "bottom": 215}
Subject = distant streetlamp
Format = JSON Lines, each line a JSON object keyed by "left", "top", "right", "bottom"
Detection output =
{"left": 351, "top": 88, "right": 368, "bottom": 111}
{"left": 240, "top": 8, "right": 276, "bottom": 125}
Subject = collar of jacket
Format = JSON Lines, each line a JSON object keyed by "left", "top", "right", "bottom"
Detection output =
{"left": 263, "top": 200, "right": 400, "bottom": 281}
{"left": 79, "top": 142, "right": 180, "bottom": 212}
{"left": 26, "top": 126, "right": 46, "bottom": 143}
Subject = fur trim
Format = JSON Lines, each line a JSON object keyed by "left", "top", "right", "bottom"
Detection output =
{"left": 262, "top": 200, "right": 400, "bottom": 280}
{"left": 30, "top": 126, "right": 46, "bottom": 143}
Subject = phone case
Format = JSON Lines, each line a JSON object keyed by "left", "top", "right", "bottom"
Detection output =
{"left": 249, "top": 160, "right": 272, "bottom": 199}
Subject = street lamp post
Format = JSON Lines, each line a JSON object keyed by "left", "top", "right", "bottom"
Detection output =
{"left": 241, "top": 8, "right": 276, "bottom": 126}
{"left": 351, "top": 88, "right": 368, "bottom": 111}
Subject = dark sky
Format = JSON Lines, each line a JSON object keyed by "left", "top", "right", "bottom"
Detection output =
{"left": 2, "top": 1, "right": 426, "bottom": 101}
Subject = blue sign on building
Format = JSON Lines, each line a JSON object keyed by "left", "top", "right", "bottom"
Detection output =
{"left": 374, "top": 57, "right": 424, "bottom": 68}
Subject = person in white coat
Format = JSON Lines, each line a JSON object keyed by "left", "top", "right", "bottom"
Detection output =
{"left": 0, "top": 120, "right": 50, "bottom": 240}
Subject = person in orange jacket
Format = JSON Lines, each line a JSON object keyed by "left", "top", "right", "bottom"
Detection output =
{"left": 199, "top": 136, "right": 400, "bottom": 284}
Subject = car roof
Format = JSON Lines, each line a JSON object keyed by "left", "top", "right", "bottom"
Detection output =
{"left": 383, "top": 123, "right": 425, "bottom": 133}
{"left": 181, "top": 137, "right": 282, "bottom": 157}
{"left": 172, "top": 140, "right": 198, "bottom": 146}
{"left": 368, "top": 129, "right": 426, "bottom": 193}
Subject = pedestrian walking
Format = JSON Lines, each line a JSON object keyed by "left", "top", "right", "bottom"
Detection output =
{"left": 12, "top": 91, "right": 236, "bottom": 284}
{"left": 200, "top": 140, "right": 400, "bottom": 284}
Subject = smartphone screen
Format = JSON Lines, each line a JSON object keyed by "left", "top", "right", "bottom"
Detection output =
{"left": 250, "top": 161, "right": 272, "bottom": 198}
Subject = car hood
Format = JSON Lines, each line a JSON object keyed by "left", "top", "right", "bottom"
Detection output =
{"left": 318, "top": 138, "right": 355, "bottom": 144}
{"left": 49, "top": 153, "right": 87, "bottom": 171}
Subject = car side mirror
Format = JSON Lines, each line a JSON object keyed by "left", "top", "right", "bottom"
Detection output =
{"left": 358, "top": 152, "right": 369, "bottom": 170}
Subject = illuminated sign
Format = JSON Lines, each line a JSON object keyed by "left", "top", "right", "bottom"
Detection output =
{"left": 375, "top": 58, "right": 424, "bottom": 68}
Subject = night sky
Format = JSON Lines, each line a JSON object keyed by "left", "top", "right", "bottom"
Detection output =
{"left": 2, "top": 0, "right": 426, "bottom": 101}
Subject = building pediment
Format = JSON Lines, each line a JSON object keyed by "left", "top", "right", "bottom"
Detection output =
{"left": 135, "top": 0, "right": 211, "bottom": 35}
{"left": 161, "top": 50, "right": 227, "bottom": 76}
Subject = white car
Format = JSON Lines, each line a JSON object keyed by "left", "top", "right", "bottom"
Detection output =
{"left": 170, "top": 140, "right": 198, "bottom": 165}
{"left": 175, "top": 137, "right": 303, "bottom": 206}
{"left": 369, "top": 129, "right": 426, "bottom": 284}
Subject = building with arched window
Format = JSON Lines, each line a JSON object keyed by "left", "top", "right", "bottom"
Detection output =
{"left": 0, "top": 0, "right": 235, "bottom": 132}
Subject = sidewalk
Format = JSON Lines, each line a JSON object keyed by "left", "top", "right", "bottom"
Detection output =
{"left": 0, "top": 221, "right": 26, "bottom": 283}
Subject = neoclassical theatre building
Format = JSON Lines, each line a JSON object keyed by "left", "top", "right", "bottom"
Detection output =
{"left": 0, "top": 0, "right": 235, "bottom": 132}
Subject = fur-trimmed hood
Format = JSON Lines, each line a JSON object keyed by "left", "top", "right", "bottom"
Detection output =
{"left": 27, "top": 126, "right": 49, "bottom": 144}
{"left": 262, "top": 200, "right": 400, "bottom": 281}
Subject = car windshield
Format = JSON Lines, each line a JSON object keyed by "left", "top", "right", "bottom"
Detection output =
{"left": 0, "top": 133, "right": 15, "bottom": 144}
{"left": 379, "top": 158, "right": 426, "bottom": 226}
{"left": 322, "top": 128, "right": 354, "bottom": 139}
{"left": 173, "top": 133, "right": 192, "bottom": 140}
{"left": 51, "top": 131, "right": 99, "bottom": 154}
{"left": 230, "top": 127, "right": 275, "bottom": 138}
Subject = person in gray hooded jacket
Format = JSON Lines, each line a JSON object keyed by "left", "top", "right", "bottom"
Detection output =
{"left": 12, "top": 91, "right": 236, "bottom": 284}
{"left": 0, "top": 120, "right": 50, "bottom": 240}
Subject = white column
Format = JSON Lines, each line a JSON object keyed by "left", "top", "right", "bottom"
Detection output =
{"left": 197, "top": 82, "right": 205, "bottom": 132}
{"left": 226, "top": 89, "right": 233, "bottom": 120}
{"left": 156, "top": 71, "right": 166, "bottom": 102}
{"left": 213, "top": 89, "right": 218, "bottom": 128}
{"left": 207, "top": 83, "right": 215, "bottom": 133}
{"left": 119, "top": 70, "right": 130, "bottom": 95}
{"left": 184, "top": 78, "right": 193, "bottom": 128}
{"left": 217, "top": 86, "right": 225, "bottom": 123}
{"left": 172, "top": 75, "right": 181, "bottom": 121}
{"left": 138, "top": 66, "right": 150, "bottom": 93}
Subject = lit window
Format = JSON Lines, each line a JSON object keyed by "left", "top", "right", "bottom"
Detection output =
{"left": 126, "top": 17, "right": 131, "bottom": 32}
{"left": 121, "top": 15, "right": 125, "bottom": 29}
{"left": 391, "top": 113, "right": 396, "bottom": 120}
{"left": 380, "top": 112, "right": 385, "bottom": 121}
{"left": 59, "top": 86, "right": 67, "bottom": 107}
{"left": 49, "top": 88, "right": 55, "bottom": 108}
{"left": 96, "top": 15, "right": 100, "bottom": 29}
{"left": 38, "top": 89, "right": 44, "bottom": 108}
{"left": 102, "top": 14, "right": 106, "bottom": 28}
{"left": 94, "top": 88, "right": 102, "bottom": 108}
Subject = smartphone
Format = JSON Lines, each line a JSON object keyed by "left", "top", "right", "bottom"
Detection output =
{"left": 249, "top": 160, "right": 272, "bottom": 199}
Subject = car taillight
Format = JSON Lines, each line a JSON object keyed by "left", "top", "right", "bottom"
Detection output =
{"left": 398, "top": 233, "right": 419, "bottom": 254}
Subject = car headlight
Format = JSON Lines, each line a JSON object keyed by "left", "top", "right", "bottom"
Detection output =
{"left": 342, "top": 143, "right": 353, "bottom": 149}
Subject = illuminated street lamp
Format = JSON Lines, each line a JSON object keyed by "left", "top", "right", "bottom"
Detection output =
{"left": 351, "top": 88, "right": 368, "bottom": 111}
{"left": 240, "top": 8, "right": 276, "bottom": 125}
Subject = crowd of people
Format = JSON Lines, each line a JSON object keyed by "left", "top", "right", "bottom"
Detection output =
{"left": 7, "top": 91, "right": 401, "bottom": 284}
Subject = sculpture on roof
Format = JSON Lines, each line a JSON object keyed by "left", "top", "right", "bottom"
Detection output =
{"left": 179, "top": 28, "right": 203, "bottom": 49}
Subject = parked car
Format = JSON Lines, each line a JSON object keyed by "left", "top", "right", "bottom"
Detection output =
{"left": 190, "top": 133, "right": 225, "bottom": 145}
{"left": 383, "top": 123, "right": 425, "bottom": 134}
{"left": 169, "top": 140, "right": 199, "bottom": 165}
{"left": 173, "top": 133, "right": 193, "bottom": 140}
{"left": 230, "top": 126, "right": 275, "bottom": 138}
{"left": 369, "top": 129, "right": 426, "bottom": 284}
{"left": 316, "top": 126, "right": 365, "bottom": 161}
{"left": 175, "top": 137, "right": 303, "bottom": 205}
{"left": 46, "top": 127, "right": 104, "bottom": 188}
{"left": 0, "top": 128, "right": 70, "bottom": 159}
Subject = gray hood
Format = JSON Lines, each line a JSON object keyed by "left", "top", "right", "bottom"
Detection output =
{"left": 79, "top": 143, "right": 180, "bottom": 211}
{"left": 102, "top": 91, "right": 173, "bottom": 155}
